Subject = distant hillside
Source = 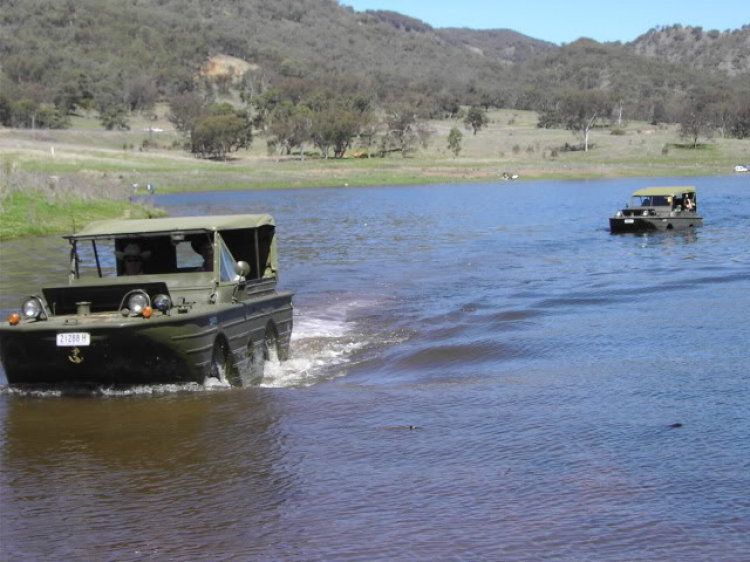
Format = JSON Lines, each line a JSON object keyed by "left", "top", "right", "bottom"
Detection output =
{"left": 437, "top": 28, "right": 557, "bottom": 66}
{"left": 0, "top": 0, "right": 554, "bottom": 101}
{"left": 627, "top": 25, "right": 750, "bottom": 76}
{"left": 0, "top": 0, "right": 748, "bottom": 130}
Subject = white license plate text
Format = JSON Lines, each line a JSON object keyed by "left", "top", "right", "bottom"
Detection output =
{"left": 57, "top": 332, "right": 90, "bottom": 346}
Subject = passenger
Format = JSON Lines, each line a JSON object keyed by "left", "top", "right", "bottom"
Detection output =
{"left": 191, "top": 239, "right": 214, "bottom": 272}
{"left": 685, "top": 197, "right": 695, "bottom": 211}
{"left": 116, "top": 243, "right": 151, "bottom": 276}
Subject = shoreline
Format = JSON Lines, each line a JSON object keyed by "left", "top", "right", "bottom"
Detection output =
{"left": 1, "top": 170, "right": 739, "bottom": 242}
{"left": 2, "top": 109, "right": 747, "bottom": 240}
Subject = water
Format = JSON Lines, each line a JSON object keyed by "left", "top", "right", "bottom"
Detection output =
{"left": 1, "top": 175, "right": 749, "bottom": 561}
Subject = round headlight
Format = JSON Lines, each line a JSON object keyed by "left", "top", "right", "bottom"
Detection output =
{"left": 22, "top": 298, "right": 43, "bottom": 319}
{"left": 127, "top": 293, "right": 149, "bottom": 315}
{"left": 153, "top": 294, "right": 172, "bottom": 312}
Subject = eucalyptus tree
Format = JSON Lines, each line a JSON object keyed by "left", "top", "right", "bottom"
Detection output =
{"left": 464, "top": 106, "right": 489, "bottom": 135}
{"left": 538, "top": 89, "right": 614, "bottom": 151}
{"left": 679, "top": 87, "right": 720, "bottom": 148}
{"left": 447, "top": 126, "right": 463, "bottom": 156}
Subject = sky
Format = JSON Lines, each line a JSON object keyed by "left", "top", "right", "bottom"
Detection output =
{"left": 341, "top": 0, "right": 748, "bottom": 45}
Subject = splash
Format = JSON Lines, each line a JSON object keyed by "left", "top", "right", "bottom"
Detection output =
{"left": 260, "top": 296, "right": 384, "bottom": 388}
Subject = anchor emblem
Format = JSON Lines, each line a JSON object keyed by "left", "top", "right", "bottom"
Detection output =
{"left": 68, "top": 347, "right": 84, "bottom": 364}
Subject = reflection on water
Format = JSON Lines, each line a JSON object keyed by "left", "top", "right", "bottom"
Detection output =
{"left": 0, "top": 391, "right": 297, "bottom": 561}
{"left": 1, "top": 175, "right": 749, "bottom": 561}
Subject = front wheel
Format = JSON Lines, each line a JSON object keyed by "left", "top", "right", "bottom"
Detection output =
{"left": 208, "top": 339, "right": 234, "bottom": 385}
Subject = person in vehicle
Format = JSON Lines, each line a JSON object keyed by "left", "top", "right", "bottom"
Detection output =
{"left": 116, "top": 243, "right": 151, "bottom": 276}
{"left": 684, "top": 196, "right": 695, "bottom": 211}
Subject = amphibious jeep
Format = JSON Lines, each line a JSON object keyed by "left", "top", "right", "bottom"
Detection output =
{"left": 609, "top": 186, "right": 703, "bottom": 234}
{"left": 0, "top": 215, "right": 294, "bottom": 387}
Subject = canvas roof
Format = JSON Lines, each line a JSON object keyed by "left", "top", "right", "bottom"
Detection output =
{"left": 67, "top": 214, "right": 275, "bottom": 239}
{"left": 631, "top": 186, "right": 696, "bottom": 197}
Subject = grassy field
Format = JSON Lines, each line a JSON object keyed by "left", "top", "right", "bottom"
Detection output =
{"left": 1, "top": 106, "right": 748, "bottom": 239}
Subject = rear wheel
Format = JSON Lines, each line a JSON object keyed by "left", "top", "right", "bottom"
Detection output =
{"left": 265, "top": 327, "right": 280, "bottom": 363}
{"left": 242, "top": 339, "right": 266, "bottom": 386}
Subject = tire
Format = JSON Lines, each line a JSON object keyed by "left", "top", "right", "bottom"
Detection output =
{"left": 209, "top": 339, "right": 234, "bottom": 385}
{"left": 264, "top": 327, "right": 280, "bottom": 363}
{"left": 242, "top": 339, "right": 266, "bottom": 387}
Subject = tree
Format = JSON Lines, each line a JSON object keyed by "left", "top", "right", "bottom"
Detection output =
{"left": 305, "top": 90, "right": 373, "bottom": 159}
{"left": 0, "top": 94, "right": 11, "bottom": 126}
{"left": 464, "top": 105, "right": 489, "bottom": 135}
{"left": 381, "top": 104, "right": 434, "bottom": 157}
{"left": 98, "top": 104, "right": 130, "bottom": 131}
{"left": 730, "top": 96, "right": 750, "bottom": 139}
{"left": 540, "top": 90, "right": 614, "bottom": 151}
{"left": 191, "top": 112, "right": 252, "bottom": 160}
{"left": 447, "top": 126, "right": 463, "bottom": 156}
{"left": 10, "top": 99, "right": 39, "bottom": 128}
{"left": 125, "top": 75, "right": 158, "bottom": 113}
{"left": 94, "top": 85, "right": 131, "bottom": 131}
{"left": 266, "top": 100, "right": 311, "bottom": 157}
{"left": 168, "top": 92, "right": 207, "bottom": 136}
{"left": 679, "top": 88, "right": 717, "bottom": 148}
{"left": 35, "top": 104, "right": 70, "bottom": 129}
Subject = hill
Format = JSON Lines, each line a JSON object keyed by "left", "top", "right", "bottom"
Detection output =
{"left": 0, "top": 0, "right": 748, "bottom": 130}
{"left": 627, "top": 25, "right": 750, "bottom": 76}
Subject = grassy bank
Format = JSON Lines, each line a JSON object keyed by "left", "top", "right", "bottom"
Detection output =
{"left": 0, "top": 157, "right": 166, "bottom": 240}
{"left": 0, "top": 191, "right": 165, "bottom": 241}
{"left": 1, "top": 107, "right": 747, "bottom": 239}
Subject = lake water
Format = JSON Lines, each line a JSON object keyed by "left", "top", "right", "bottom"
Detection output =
{"left": 1, "top": 175, "right": 749, "bottom": 561}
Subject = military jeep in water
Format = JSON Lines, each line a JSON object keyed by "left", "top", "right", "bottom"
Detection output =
{"left": 609, "top": 186, "right": 703, "bottom": 234}
{"left": 0, "top": 215, "right": 294, "bottom": 387}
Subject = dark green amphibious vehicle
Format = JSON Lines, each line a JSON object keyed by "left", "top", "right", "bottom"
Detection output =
{"left": 609, "top": 186, "right": 703, "bottom": 234}
{"left": 0, "top": 215, "right": 293, "bottom": 387}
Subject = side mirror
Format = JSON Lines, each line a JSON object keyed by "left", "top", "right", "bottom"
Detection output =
{"left": 235, "top": 261, "right": 250, "bottom": 278}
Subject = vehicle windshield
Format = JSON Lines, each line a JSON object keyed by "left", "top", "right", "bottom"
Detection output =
{"left": 630, "top": 195, "right": 672, "bottom": 207}
{"left": 69, "top": 225, "right": 276, "bottom": 281}
{"left": 72, "top": 234, "right": 214, "bottom": 279}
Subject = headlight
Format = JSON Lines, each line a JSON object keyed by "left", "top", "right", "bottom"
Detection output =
{"left": 153, "top": 294, "right": 172, "bottom": 312}
{"left": 21, "top": 297, "right": 44, "bottom": 319}
{"left": 642, "top": 210, "right": 649, "bottom": 216}
{"left": 127, "top": 293, "right": 149, "bottom": 315}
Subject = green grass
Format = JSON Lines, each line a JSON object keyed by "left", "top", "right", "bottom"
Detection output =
{"left": 1, "top": 108, "right": 747, "bottom": 239}
{"left": 0, "top": 191, "right": 166, "bottom": 241}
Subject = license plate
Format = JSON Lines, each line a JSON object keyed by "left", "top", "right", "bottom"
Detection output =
{"left": 57, "top": 332, "right": 90, "bottom": 347}
{"left": 624, "top": 219, "right": 634, "bottom": 224}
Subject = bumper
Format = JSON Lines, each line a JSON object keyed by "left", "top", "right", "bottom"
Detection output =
{"left": 609, "top": 217, "right": 658, "bottom": 233}
{"left": 0, "top": 327, "right": 203, "bottom": 385}
{"left": 0, "top": 313, "right": 216, "bottom": 386}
